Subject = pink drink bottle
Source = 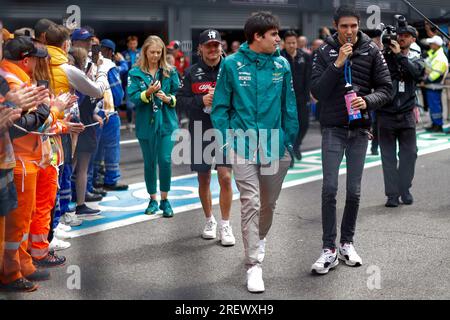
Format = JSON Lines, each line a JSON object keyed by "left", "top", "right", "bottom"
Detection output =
{"left": 344, "top": 84, "right": 361, "bottom": 121}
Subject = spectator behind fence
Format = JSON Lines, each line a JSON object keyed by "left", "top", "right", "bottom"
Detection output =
{"left": 34, "top": 18, "right": 56, "bottom": 45}
{"left": 45, "top": 25, "right": 110, "bottom": 230}
{"left": 0, "top": 36, "right": 57, "bottom": 292}
{"left": 89, "top": 39, "right": 129, "bottom": 193}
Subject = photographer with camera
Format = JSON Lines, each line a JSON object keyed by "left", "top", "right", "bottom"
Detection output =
{"left": 377, "top": 19, "right": 425, "bottom": 208}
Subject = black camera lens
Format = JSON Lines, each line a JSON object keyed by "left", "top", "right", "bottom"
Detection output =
{"left": 395, "top": 15, "right": 407, "bottom": 28}
{"left": 381, "top": 25, "right": 397, "bottom": 48}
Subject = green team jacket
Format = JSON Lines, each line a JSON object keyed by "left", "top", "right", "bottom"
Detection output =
{"left": 211, "top": 42, "right": 299, "bottom": 163}
{"left": 127, "top": 66, "right": 180, "bottom": 139}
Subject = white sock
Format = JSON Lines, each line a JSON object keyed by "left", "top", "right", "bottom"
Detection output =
{"left": 221, "top": 220, "right": 230, "bottom": 227}
{"left": 207, "top": 215, "right": 216, "bottom": 223}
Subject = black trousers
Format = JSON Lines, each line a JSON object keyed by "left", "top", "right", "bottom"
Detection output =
{"left": 370, "top": 111, "right": 379, "bottom": 152}
{"left": 294, "top": 97, "right": 310, "bottom": 151}
{"left": 378, "top": 111, "right": 418, "bottom": 198}
{"left": 321, "top": 127, "right": 368, "bottom": 249}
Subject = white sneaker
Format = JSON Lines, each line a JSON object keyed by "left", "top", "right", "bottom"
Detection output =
{"left": 56, "top": 223, "right": 71, "bottom": 232}
{"left": 54, "top": 228, "right": 72, "bottom": 240}
{"left": 63, "top": 212, "right": 83, "bottom": 227}
{"left": 49, "top": 238, "right": 71, "bottom": 251}
{"left": 219, "top": 225, "right": 235, "bottom": 246}
{"left": 247, "top": 265, "right": 265, "bottom": 293}
{"left": 338, "top": 243, "right": 363, "bottom": 266}
{"left": 311, "top": 249, "right": 339, "bottom": 275}
{"left": 257, "top": 238, "right": 266, "bottom": 263}
{"left": 202, "top": 219, "right": 217, "bottom": 239}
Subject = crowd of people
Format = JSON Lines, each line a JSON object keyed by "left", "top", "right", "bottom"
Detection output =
{"left": 0, "top": 4, "right": 449, "bottom": 294}
{"left": 0, "top": 18, "right": 136, "bottom": 292}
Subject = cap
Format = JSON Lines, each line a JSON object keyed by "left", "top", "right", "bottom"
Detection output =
{"left": 14, "top": 27, "right": 35, "bottom": 39}
{"left": 167, "top": 40, "right": 180, "bottom": 50}
{"left": 3, "top": 36, "right": 48, "bottom": 61}
{"left": 71, "top": 28, "right": 93, "bottom": 41}
{"left": 426, "top": 35, "right": 443, "bottom": 47}
{"left": 100, "top": 39, "right": 116, "bottom": 52}
{"left": 199, "top": 29, "right": 221, "bottom": 45}
{"left": 397, "top": 25, "right": 418, "bottom": 38}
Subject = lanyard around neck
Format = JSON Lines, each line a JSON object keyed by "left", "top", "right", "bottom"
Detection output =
{"left": 344, "top": 60, "right": 352, "bottom": 86}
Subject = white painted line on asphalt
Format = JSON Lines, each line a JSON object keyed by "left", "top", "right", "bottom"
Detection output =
{"left": 70, "top": 214, "right": 160, "bottom": 238}
{"left": 120, "top": 139, "right": 139, "bottom": 145}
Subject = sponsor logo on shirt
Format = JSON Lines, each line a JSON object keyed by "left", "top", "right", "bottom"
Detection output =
{"left": 192, "top": 82, "right": 216, "bottom": 94}
{"left": 272, "top": 72, "right": 283, "bottom": 83}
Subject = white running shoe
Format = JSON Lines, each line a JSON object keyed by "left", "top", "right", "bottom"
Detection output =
{"left": 54, "top": 228, "right": 72, "bottom": 240}
{"left": 56, "top": 223, "right": 71, "bottom": 232}
{"left": 63, "top": 212, "right": 83, "bottom": 227}
{"left": 202, "top": 219, "right": 217, "bottom": 239}
{"left": 247, "top": 265, "right": 265, "bottom": 293}
{"left": 311, "top": 249, "right": 339, "bottom": 275}
{"left": 49, "top": 238, "right": 71, "bottom": 251}
{"left": 257, "top": 238, "right": 266, "bottom": 263}
{"left": 219, "top": 225, "right": 236, "bottom": 246}
{"left": 338, "top": 243, "right": 363, "bottom": 267}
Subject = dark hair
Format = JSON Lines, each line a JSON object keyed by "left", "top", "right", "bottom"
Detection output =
{"left": 284, "top": 30, "right": 298, "bottom": 40}
{"left": 127, "top": 35, "right": 138, "bottom": 43}
{"left": 333, "top": 5, "right": 360, "bottom": 25}
{"left": 34, "top": 18, "right": 56, "bottom": 38}
{"left": 244, "top": 11, "right": 280, "bottom": 44}
{"left": 46, "top": 24, "right": 70, "bottom": 47}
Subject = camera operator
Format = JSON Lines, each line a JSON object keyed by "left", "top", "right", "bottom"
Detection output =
{"left": 377, "top": 24, "right": 425, "bottom": 208}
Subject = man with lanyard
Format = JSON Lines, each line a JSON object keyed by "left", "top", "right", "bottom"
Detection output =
{"left": 177, "top": 29, "right": 236, "bottom": 246}
{"left": 310, "top": 5, "right": 392, "bottom": 275}
{"left": 378, "top": 25, "right": 425, "bottom": 207}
